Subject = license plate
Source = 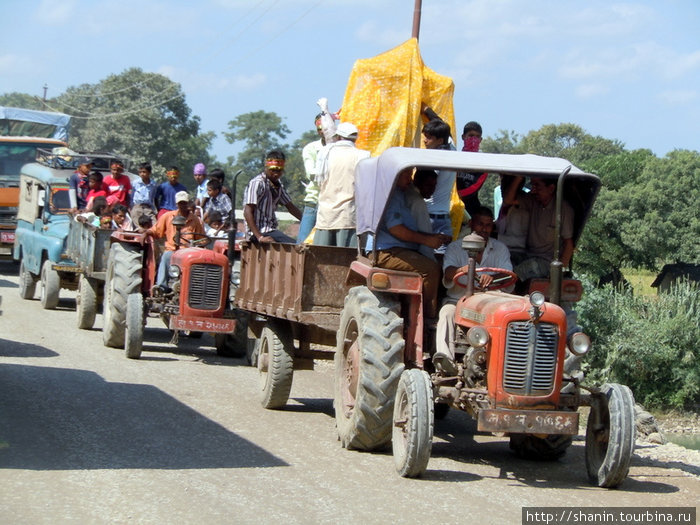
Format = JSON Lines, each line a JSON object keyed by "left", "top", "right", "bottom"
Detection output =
{"left": 478, "top": 409, "right": 579, "bottom": 435}
{"left": 0, "top": 231, "right": 14, "bottom": 243}
{"left": 170, "top": 316, "right": 235, "bottom": 334}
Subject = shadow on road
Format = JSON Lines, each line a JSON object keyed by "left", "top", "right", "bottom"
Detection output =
{"left": 0, "top": 338, "right": 58, "bottom": 358}
{"left": 0, "top": 362, "right": 287, "bottom": 471}
{"left": 427, "top": 407, "right": 681, "bottom": 492}
{"left": 286, "top": 397, "right": 335, "bottom": 418}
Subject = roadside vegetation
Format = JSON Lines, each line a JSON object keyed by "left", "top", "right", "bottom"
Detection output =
{"left": 2, "top": 69, "right": 699, "bottom": 411}
{"left": 577, "top": 278, "right": 699, "bottom": 410}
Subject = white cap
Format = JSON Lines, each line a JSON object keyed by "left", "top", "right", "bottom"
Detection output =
{"left": 175, "top": 191, "right": 190, "bottom": 203}
{"left": 335, "top": 122, "right": 359, "bottom": 139}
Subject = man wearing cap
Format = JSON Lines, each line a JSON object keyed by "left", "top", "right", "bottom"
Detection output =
{"left": 313, "top": 122, "right": 369, "bottom": 247}
{"left": 103, "top": 159, "right": 132, "bottom": 207}
{"left": 147, "top": 191, "right": 205, "bottom": 291}
{"left": 69, "top": 156, "right": 94, "bottom": 210}
{"left": 242, "top": 150, "right": 301, "bottom": 243}
{"left": 193, "top": 163, "right": 209, "bottom": 208}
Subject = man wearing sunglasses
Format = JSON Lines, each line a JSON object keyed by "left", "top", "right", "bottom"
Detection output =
{"left": 242, "top": 150, "right": 302, "bottom": 244}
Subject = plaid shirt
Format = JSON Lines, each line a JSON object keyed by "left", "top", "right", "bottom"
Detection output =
{"left": 204, "top": 192, "right": 232, "bottom": 223}
{"left": 242, "top": 172, "right": 291, "bottom": 237}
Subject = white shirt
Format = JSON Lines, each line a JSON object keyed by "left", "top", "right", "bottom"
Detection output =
{"left": 442, "top": 236, "right": 513, "bottom": 299}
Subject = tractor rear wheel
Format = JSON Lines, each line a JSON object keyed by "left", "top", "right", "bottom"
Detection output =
{"left": 103, "top": 243, "right": 143, "bottom": 348}
{"left": 334, "top": 286, "right": 405, "bottom": 451}
{"left": 509, "top": 433, "right": 573, "bottom": 460}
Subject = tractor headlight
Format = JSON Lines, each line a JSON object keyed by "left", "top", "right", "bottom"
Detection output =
{"left": 568, "top": 332, "right": 591, "bottom": 356}
{"left": 466, "top": 326, "right": 490, "bottom": 348}
{"left": 169, "top": 265, "right": 181, "bottom": 279}
{"left": 529, "top": 291, "right": 546, "bottom": 307}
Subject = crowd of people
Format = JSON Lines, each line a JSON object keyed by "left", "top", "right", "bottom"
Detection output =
{"left": 66, "top": 103, "right": 575, "bottom": 350}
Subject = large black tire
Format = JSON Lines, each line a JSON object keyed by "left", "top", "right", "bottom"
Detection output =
{"left": 257, "top": 322, "right": 294, "bottom": 409}
{"left": 76, "top": 275, "right": 98, "bottom": 329}
{"left": 509, "top": 433, "right": 573, "bottom": 460}
{"left": 125, "top": 293, "right": 144, "bottom": 359}
{"left": 585, "top": 383, "right": 636, "bottom": 488}
{"left": 102, "top": 243, "right": 143, "bottom": 348}
{"left": 214, "top": 310, "right": 249, "bottom": 358}
{"left": 18, "top": 258, "right": 37, "bottom": 300}
{"left": 39, "top": 259, "right": 60, "bottom": 310}
{"left": 392, "top": 369, "right": 434, "bottom": 477}
{"left": 334, "top": 286, "right": 405, "bottom": 451}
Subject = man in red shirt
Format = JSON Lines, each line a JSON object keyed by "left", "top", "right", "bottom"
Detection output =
{"left": 104, "top": 159, "right": 132, "bottom": 207}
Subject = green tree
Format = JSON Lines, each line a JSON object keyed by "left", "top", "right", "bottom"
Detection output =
{"left": 53, "top": 68, "right": 214, "bottom": 188}
{"left": 0, "top": 92, "right": 45, "bottom": 110}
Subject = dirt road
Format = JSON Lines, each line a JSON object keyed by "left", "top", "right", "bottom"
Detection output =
{"left": 0, "top": 260, "right": 697, "bottom": 524}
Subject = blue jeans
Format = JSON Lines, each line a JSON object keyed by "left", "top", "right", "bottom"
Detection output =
{"left": 296, "top": 204, "right": 317, "bottom": 244}
{"left": 156, "top": 250, "right": 173, "bottom": 288}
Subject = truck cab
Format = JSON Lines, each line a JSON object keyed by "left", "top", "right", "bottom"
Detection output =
{"left": 0, "top": 106, "right": 70, "bottom": 258}
{"left": 14, "top": 150, "right": 127, "bottom": 309}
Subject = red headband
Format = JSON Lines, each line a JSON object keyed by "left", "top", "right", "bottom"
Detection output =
{"left": 266, "top": 159, "right": 285, "bottom": 169}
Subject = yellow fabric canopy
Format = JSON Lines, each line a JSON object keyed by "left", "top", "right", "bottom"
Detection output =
{"left": 340, "top": 38, "right": 465, "bottom": 238}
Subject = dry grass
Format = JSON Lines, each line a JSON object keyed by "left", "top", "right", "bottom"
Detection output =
{"left": 622, "top": 268, "right": 657, "bottom": 296}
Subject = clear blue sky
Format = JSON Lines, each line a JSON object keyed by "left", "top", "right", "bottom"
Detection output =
{"left": 1, "top": 0, "right": 698, "bottom": 162}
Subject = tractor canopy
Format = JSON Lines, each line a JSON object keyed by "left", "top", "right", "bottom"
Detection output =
{"left": 354, "top": 147, "right": 601, "bottom": 247}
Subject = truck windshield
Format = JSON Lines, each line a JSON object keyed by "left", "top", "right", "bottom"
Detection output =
{"left": 0, "top": 143, "right": 62, "bottom": 176}
{"left": 49, "top": 188, "right": 71, "bottom": 214}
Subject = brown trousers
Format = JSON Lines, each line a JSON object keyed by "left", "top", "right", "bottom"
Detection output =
{"left": 374, "top": 247, "right": 441, "bottom": 318}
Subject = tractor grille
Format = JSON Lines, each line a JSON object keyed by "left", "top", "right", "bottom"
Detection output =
{"left": 188, "top": 264, "right": 223, "bottom": 310}
{"left": 503, "top": 321, "right": 558, "bottom": 395}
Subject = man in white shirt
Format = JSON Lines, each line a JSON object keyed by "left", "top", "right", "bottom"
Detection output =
{"left": 313, "top": 122, "right": 370, "bottom": 248}
{"left": 434, "top": 206, "right": 513, "bottom": 373}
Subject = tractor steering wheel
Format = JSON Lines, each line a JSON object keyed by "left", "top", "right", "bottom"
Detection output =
{"left": 453, "top": 266, "right": 518, "bottom": 291}
{"left": 176, "top": 231, "right": 210, "bottom": 248}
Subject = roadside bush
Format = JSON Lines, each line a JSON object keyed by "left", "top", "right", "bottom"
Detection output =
{"left": 577, "top": 278, "right": 700, "bottom": 410}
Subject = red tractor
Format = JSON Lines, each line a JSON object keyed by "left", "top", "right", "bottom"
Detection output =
{"left": 102, "top": 219, "right": 246, "bottom": 359}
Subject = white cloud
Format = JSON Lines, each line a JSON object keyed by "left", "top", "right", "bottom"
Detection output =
{"left": 35, "top": 0, "right": 77, "bottom": 25}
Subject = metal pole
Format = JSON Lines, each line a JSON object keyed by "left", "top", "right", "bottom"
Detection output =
{"left": 412, "top": 0, "right": 422, "bottom": 40}
{"left": 42, "top": 84, "right": 48, "bottom": 110}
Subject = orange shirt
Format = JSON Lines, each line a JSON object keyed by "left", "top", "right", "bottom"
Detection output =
{"left": 149, "top": 209, "right": 205, "bottom": 251}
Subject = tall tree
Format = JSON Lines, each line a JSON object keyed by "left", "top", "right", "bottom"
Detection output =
{"left": 224, "top": 110, "right": 294, "bottom": 199}
{"left": 53, "top": 68, "right": 214, "bottom": 186}
{"left": 0, "top": 92, "right": 45, "bottom": 110}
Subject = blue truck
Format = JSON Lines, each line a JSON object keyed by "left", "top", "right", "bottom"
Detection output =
{"left": 13, "top": 150, "right": 126, "bottom": 309}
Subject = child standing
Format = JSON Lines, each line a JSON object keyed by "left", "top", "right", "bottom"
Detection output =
{"left": 85, "top": 171, "right": 107, "bottom": 211}
{"left": 202, "top": 179, "right": 232, "bottom": 225}
{"left": 131, "top": 161, "right": 157, "bottom": 224}
{"left": 103, "top": 159, "right": 132, "bottom": 207}
{"left": 154, "top": 166, "right": 187, "bottom": 218}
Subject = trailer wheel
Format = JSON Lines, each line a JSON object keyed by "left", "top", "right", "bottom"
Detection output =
{"left": 258, "top": 322, "right": 294, "bottom": 409}
{"left": 103, "top": 243, "right": 143, "bottom": 348}
{"left": 586, "top": 383, "right": 636, "bottom": 488}
{"left": 40, "top": 259, "right": 60, "bottom": 310}
{"left": 334, "top": 286, "right": 405, "bottom": 451}
{"left": 509, "top": 433, "right": 573, "bottom": 460}
{"left": 393, "top": 369, "right": 434, "bottom": 477}
{"left": 125, "top": 293, "right": 144, "bottom": 359}
{"left": 76, "top": 275, "right": 99, "bottom": 329}
{"left": 214, "top": 310, "right": 249, "bottom": 358}
{"left": 18, "top": 258, "right": 37, "bottom": 300}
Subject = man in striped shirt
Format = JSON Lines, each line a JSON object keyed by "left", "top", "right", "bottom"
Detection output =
{"left": 242, "top": 150, "right": 302, "bottom": 243}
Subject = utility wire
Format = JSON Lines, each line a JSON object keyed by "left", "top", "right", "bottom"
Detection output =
{"left": 47, "top": 0, "right": 322, "bottom": 121}
{"left": 64, "top": 0, "right": 273, "bottom": 100}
